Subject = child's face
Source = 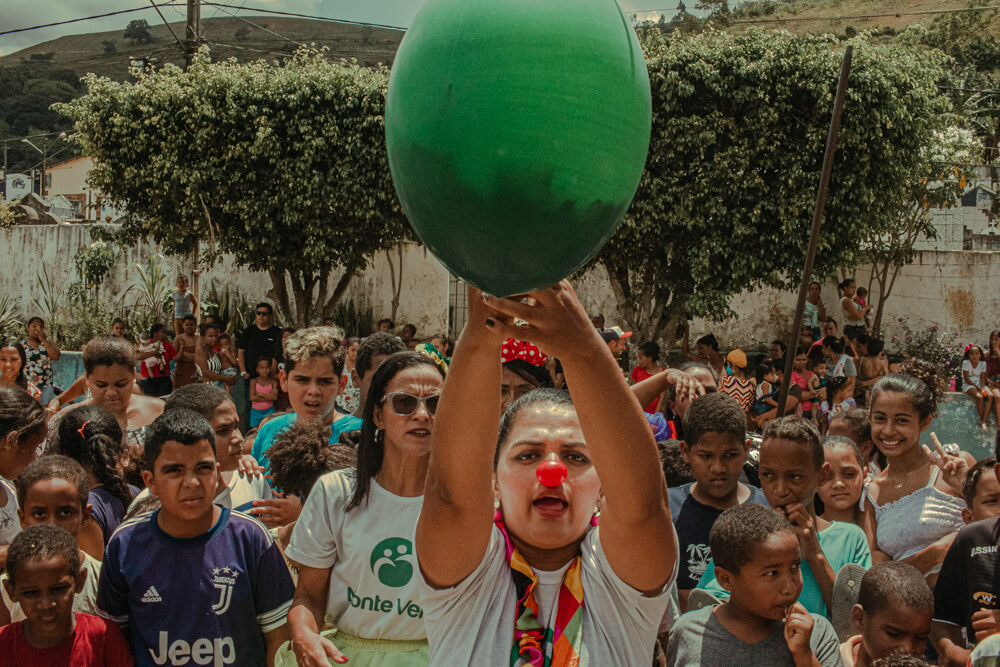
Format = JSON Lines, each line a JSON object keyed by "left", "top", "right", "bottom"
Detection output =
{"left": 680, "top": 432, "right": 748, "bottom": 502}
{"left": 211, "top": 400, "right": 243, "bottom": 471}
{"left": 970, "top": 347, "right": 983, "bottom": 364}
{"left": 176, "top": 277, "right": 187, "bottom": 290}
{"left": 110, "top": 321, "right": 125, "bottom": 337}
{"left": 282, "top": 357, "right": 341, "bottom": 423}
{"left": 219, "top": 336, "right": 230, "bottom": 350}
{"left": 717, "top": 531, "right": 803, "bottom": 621}
{"left": 965, "top": 466, "right": 1000, "bottom": 524}
{"left": 183, "top": 319, "right": 196, "bottom": 335}
{"left": 256, "top": 360, "right": 271, "bottom": 377}
{"left": 142, "top": 439, "right": 219, "bottom": 527}
{"left": 4, "top": 556, "right": 85, "bottom": 632}
{"left": 817, "top": 446, "right": 864, "bottom": 514}
{"left": 870, "top": 391, "right": 929, "bottom": 459}
{"left": 19, "top": 478, "right": 91, "bottom": 539}
{"left": 813, "top": 362, "right": 827, "bottom": 377}
{"left": 851, "top": 602, "right": 931, "bottom": 663}
{"left": 758, "top": 438, "right": 827, "bottom": 511}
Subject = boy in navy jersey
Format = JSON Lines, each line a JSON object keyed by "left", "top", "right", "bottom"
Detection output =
{"left": 96, "top": 409, "right": 294, "bottom": 667}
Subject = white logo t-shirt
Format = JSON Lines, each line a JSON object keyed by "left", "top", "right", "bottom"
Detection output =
{"left": 284, "top": 468, "right": 426, "bottom": 641}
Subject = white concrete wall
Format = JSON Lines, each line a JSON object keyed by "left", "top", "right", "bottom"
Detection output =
{"left": 0, "top": 225, "right": 448, "bottom": 341}
{"left": 2, "top": 225, "right": 997, "bottom": 351}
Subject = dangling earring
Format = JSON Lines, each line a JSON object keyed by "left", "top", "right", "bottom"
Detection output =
{"left": 591, "top": 501, "right": 601, "bottom": 527}
{"left": 494, "top": 498, "right": 502, "bottom": 522}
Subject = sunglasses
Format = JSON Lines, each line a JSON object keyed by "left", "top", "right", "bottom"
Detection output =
{"left": 256, "top": 310, "right": 271, "bottom": 316}
{"left": 383, "top": 392, "right": 441, "bottom": 416}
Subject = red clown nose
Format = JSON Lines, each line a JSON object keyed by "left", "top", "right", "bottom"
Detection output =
{"left": 536, "top": 460, "right": 568, "bottom": 487}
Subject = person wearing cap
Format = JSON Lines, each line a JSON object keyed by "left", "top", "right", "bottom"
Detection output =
{"left": 600, "top": 327, "right": 632, "bottom": 377}
{"left": 720, "top": 349, "right": 754, "bottom": 414}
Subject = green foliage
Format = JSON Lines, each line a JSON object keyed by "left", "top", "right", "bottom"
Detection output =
{"left": 57, "top": 47, "right": 412, "bottom": 326}
{"left": 121, "top": 254, "right": 172, "bottom": 330}
{"left": 330, "top": 299, "right": 375, "bottom": 338}
{"left": 123, "top": 19, "right": 153, "bottom": 46}
{"left": 0, "top": 296, "right": 23, "bottom": 342}
{"left": 73, "top": 240, "right": 116, "bottom": 290}
{"left": 102, "top": 41, "right": 117, "bottom": 55}
{"left": 0, "top": 67, "right": 83, "bottom": 174}
{"left": 589, "top": 30, "right": 953, "bottom": 344}
{"left": 0, "top": 196, "right": 17, "bottom": 229}
{"left": 890, "top": 319, "right": 962, "bottom": 379}
{"left": 200, "top": 282, "right": 258, "bottom": 339}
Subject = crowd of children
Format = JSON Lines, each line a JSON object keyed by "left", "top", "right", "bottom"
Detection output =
{"left": 1, "top": 278, "right": 1000, "bottom": 666}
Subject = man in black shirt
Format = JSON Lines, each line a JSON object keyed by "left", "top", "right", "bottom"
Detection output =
{"left": 238, "top": 302, "right": 282, "bottom": 404}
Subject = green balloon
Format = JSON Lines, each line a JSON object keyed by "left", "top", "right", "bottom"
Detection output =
{"left": 385, "top": 0, "right": 651, "bottom": 296}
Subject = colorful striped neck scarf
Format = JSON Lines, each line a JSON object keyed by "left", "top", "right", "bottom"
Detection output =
{"left": 494, "top": 511, "right": 585, "bottom": 667}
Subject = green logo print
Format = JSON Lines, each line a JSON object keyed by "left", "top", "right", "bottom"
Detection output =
{"left": 370, "top": 537, "right": 414, "bottom": 588}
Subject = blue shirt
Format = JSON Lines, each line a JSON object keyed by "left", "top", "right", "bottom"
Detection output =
{"left": 252, "top": 411, "right": 363, "bottom": 474}
{"left": 97, "top": 506, "right": 294, "bottom": 667}
{"left": 695, "top": 520, "right": 872, "bottom": 618}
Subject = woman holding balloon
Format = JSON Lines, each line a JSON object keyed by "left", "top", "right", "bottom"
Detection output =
{"left": 416, "top": 283, "right": 693, "bottom": 666}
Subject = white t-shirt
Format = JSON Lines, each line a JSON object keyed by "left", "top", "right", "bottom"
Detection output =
{"left": 417, "top": 524, "right": 674, "bottom": 666}
{"left": 964, "top": 359, "right": 987, "bottom": 390}
{"left": 284, "top": 468, "right": 425, "bottom": 640}
{"left": 0, "top": 478, "right": 20, "bottom": 546}
{"left": 2, "top": 551, "right": 101, "bottom": 621}
{"left": 130, "top": 470, "right": 273, "bottom": 514}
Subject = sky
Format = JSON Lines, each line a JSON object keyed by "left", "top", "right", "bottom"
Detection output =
{"left": 0, "top": 0, "right": 695, "bottom": 56}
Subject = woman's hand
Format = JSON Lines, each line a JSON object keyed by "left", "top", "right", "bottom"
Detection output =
{"left": 481, "top": 281, "right": 597, "bottom": 362}
{"left": 291, "top": 630, "right": 348, "bottom": 666}
{"left": 922, "top": 432, "right": 968, "bottom": 496}
{"left": 252, "top": 493, "right": 303, "bottom": 527}
{"left": 663, "top": 369, "right": 704, "bottom": 404}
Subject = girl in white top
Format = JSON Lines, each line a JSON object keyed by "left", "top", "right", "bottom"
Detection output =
{"left": 838, "top": 279, "right": 870, "bottom": 336}
{"left": 285, "top": 351, "right": 445, "bottom": 667}
{"left": 962, "top": 343, "right": 992, "bottom": 429}
{"left": 416, "top": 283, "right": 689, "bottom": 667}
{"left": 861, "top": 363, "right": 968, "bottom": 586}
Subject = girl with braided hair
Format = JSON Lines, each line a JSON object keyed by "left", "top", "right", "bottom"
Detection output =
{"left": 56, "top": 404, "right": 137, "bottom": 559}
{"left": 0, "top": 385, "right": 48, "bottom": 551}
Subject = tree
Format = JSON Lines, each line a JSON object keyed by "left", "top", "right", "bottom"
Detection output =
{"left": 123, "top": 19, "right": 153, "bottom": 45}
{"left": 585, "top": 30, "right": 953, "bottom": 345}
{"left": 861, "top": 127, "right": 982, "bottom": 334}
{"left": 57, "top": 48, "right": 412, "bottom": 325}
{"left": 102, "top": 40, "right": 117, "bottom": 55}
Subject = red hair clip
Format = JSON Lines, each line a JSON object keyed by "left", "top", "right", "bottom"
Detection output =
{"left": 77, "top": 420, "right": 92, "bottom": 439}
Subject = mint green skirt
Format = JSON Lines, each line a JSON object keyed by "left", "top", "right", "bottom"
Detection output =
{"left": 275, "top": 630, "right": 428, "bottom": 667}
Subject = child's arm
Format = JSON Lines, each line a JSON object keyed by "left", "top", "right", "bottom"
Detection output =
{"left": 264, "top": 624, "right": 290, "bottom": 667}
{"left": 263, "top": 382, "right": 279, "bottom": 401}
{"left": 932, "top": 622, "right": 969, "bottom": 667}
{"left": 783, "top": 504, "right": 835, "bottom": 611}
{"left": 249, "top": 379, "right": 262, "bottom": 402}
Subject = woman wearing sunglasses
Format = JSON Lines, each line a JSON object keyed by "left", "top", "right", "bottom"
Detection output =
{"left": 416, "top": 283, "right": 693, "bottom": 666}
{"left": 284, "top": 351, "right": 445, "bottom": 667}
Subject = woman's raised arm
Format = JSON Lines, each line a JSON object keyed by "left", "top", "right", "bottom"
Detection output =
{"left": 416, "top": 287, "right": 507, "bottom": 589}
{"left": 483, "top": 282, "right": 690, "bottom": 593}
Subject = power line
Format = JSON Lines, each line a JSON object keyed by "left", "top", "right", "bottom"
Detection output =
{"left": 202, "top": 40, "right": 295, "bottom": 59}
{"left": 204, "top": 2, "right": 310, "bottom": 52}
{"left": 727, "top": 4, "right": 1000, "bottom": 25}
{"left": 0, "top": 2, "right": 182, "bottom": 37}
{"left": 200, "top": 2, "right": 406, "bottom": 31}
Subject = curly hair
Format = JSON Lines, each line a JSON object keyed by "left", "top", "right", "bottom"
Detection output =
{"left": 762, "top": 416, "right": 824, "bottom": 469}
{"left": 858, "top": 561, "right": 933, "bottom": 617}
{"left": 16, "top": 455, "right": 89, "bottom": 509}
{"left": 56, "top": 404, "right": 132, "bottom": 508}
{"left": 683, "top": 392, "right": 746, "bottom": 447}
{"left": 83, "top": 335, "right": 135, "bottom": 373}
{"left": 356, "top": 333, "right": 407, "bottom": 382}
{"left": 267, "top": 420, "right": 356, "bottom": 500}
{"left": 710, "top": 504, "right": 793, "bottom": 574}
{"left": 0, "top": 385, "right": 47, "bottom": 449}
{"left": 283, "top": 326, "right": 346, "bottom": 376}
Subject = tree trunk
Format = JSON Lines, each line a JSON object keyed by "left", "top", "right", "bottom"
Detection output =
{"left": 386, "top": 245, "right": 404, "bottom": 323}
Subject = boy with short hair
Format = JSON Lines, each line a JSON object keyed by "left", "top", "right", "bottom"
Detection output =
{"left": 697, "top": 416, "right": 871, "bottom": 618}
{"left": 1, "top": 455, "right": 102, "bottom": 624}
{"left": 667, "top": 504, "right": 843, "bottom": 666}
{"left": 961, "top": 458, "right": 1000, "bottom": 525}
{"left": 932, "top": 435, "right": 1000, "bottom": 667}
{"left": 0, "top": 524, "right": 133, "bottom": 665}
{"left": 840, "top": 562, "right": 933, "bottom": 667}
{"left": 670, "top": 392, "right": 768, "bottom": 611}
{"left": 251, "top": 327, "right": 363, "bottom": 473}
{"left": 97, "top": 409, "right": 294, "bottom": 666}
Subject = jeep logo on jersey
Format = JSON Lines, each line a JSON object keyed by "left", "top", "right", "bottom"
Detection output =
{"left": 150, "top": 632, "right": 235, "bottom": 666}
{"left": 369, "top": 537, "right": 414, "bottom": 588}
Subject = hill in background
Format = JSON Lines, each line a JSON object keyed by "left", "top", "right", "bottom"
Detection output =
{"left": 0, "top": 16, "right": 403, "bottom": 80}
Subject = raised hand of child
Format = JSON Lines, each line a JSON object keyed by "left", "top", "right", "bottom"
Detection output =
{"left": 252, "top": 493, "right": 303, "bottom": 528}
{"left": 972, "top": 608, "right": 1000, "bottom": 642}
{"left": 782, "top": 503, "right": 822, "bottom": 561}
{"left": 784, "top": 601, "right": 815, "bottom": 663}
{"left": 922, "top": 432, "right": 968, "bottom": 496}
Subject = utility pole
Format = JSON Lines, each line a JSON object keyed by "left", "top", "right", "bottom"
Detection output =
{"left": 39, "top": 137, "right": 48, "bottom": 198}
{"left": 186, "top": 0, "right": 202, "bottom": 320}
{"left": 185, "top": 0, "right": 200, "bottom": 69}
